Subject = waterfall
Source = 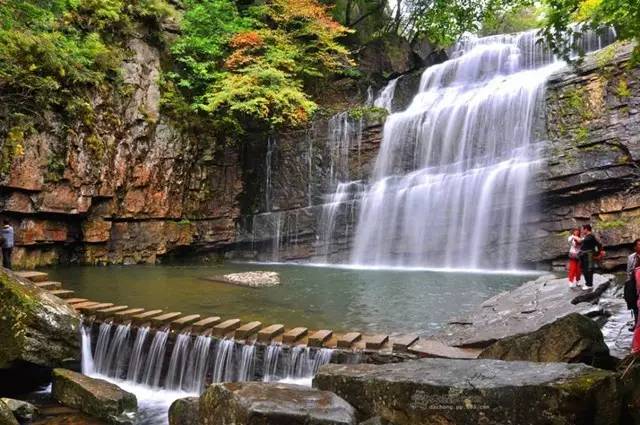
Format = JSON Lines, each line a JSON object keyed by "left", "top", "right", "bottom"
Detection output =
{"left": 93, "top": 322, "right": 112, "bottom": 373}
{"left": 237, "top": 344, "right": 256, "bottom": 382}
{"left": 263, "top": 344, "right": 282, "bottom": 382}
{"left": 165, "top": 332, "right": 192, "bottom": 390}
{"left": 212, "top": 339, "right": 236, "bottom": 382}
{"left": 127, "top": 326, "right": 150, "bottom": 383}
{"left": 265, "top": 136, "right": 276, "bottom": 211}
{"left": 184, "top": 335, "right": 212, "bottom": 393}
{"left": 285, "top": 347, "right": 333, "bottom": 379}
{"left": 101, "top": 324, "right": 131, "bottom": 378}
{"left": 81, "top": 326, "right": 94, "bottom": 375}
{"left": 142, "top": 330, "right": 169, "bottom": 388}
{"left": 374, "top": 77, "right": 399, "bottom": 112}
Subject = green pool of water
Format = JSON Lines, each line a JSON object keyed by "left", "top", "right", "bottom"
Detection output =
{"left": 45, "top": 263, "right": 535, "bottom": 336}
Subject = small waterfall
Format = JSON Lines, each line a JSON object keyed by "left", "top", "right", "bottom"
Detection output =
{"left": 327, "top": 112, "right": 362, "bottom": 187}
{"left": 165, "top": 332, "right": 192, "bottom": 390}
{"left": 81, "top": 326, "right": 94, "bottom": 375}
{"left": 286, "top": 347, "right": 334, "bottom": 379}
{"left": 101, "top": 324, "right": 131, "bottom": 378}
{"left": 93, "top": 322, "right": 113, "bottom": 373}
{"left": 237, "top": 344, "right": 256, "bottom": 382}
{"left": 374, "top": 77, "right": 399, "bottom": 112}
{"left": 262, "top": 344, "right": 282, "bottom": 382}
{"left": 126, "top": 326, "right": 150, "bottom": 383}
{"left": 142, "top": 329, "right": 169, "bottom": 388}
{"left": 265, "top": 136, "right": 276, "bottom": 211}
{"left": 212, "top": 339, "right": 236, "bottom": 383}
{"left": 184, "top": 335, "right": 213, "bottom": 393}
{"left": 271, "top": 212, "right": 282, "bottom": 262}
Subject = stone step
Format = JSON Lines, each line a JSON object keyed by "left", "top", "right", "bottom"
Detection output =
{"left": 170, "top": 314, "right": 201, "bottom": 331}
{"left": 391, "top": 335, "right": 419, "bottom": 352}
{"left": 308, "top": 330, "right": 333, "bottom": 347}
{"left": 95, "top": 306, "right": 129, "bottom": 320}
{"left": 257, "top": 324, "right": 285, "bottom": 343}
{"left": 365, "top": 335, "right": 389, "bottom": 350}
{"left": 65, "top": 298, "right": 89, "bottom": 305}
{"left": 337, "top": 332, "right": 362, "bottom": 349}
{"left": 76, "top": 302, "right": 114, "bottom": 313}
{"left": 191, "top": 316, "right": 222, "bottom": 333}
{"left": 72, "top": 301, "right": 101, "bottom": 311}
{"left": 408, "top": 339, "right": 481, "bottom": 359}
{"left": 15, "top": 271, "right": 49, "bottom": 282}
{"left": 35, "top": 281, "right": 63, "bottom": 290}
{"left": 213, "top": 319, "right": 241, "bottom": 337}
{"left": 283, "top": 327, "right": 308, "bottom": 344}
{"left": 114, "top": 308, "right": 146, "bottom": 321}
{"left": 150, "top": 312, "right": 182, "bottom": 327}
{"left": 132, "top": 310, "right": 164, "bottom": 325}
{"left": 49, "top": 289, "right": 74, "bottom": 299}
{"left": 235, "top": 321, "right": 262, "bottom": 339}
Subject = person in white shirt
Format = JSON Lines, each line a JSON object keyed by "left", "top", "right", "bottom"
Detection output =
{"left": 567, "top": 228, "right": 582, "bottom": 288}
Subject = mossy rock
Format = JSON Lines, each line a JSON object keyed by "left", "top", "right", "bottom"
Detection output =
{"left": 0, "top": 400, "right": 19, "bottom": 425}
{"left": 169, "top": 397, "right": 199, "bottom": 425}
{"left": 0, "top": 269, "right": 80, "bottom": 369}
{"left": 51, "top": 369, "right": 137, "bottom": 425}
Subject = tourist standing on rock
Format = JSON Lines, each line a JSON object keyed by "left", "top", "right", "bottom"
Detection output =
{"left": 626, "top": 239, "right": 640, "bottom": 329}
{"left": 567, "top": 228, "right": 582, "bottom": 288}
{"left": 578, "top": 224, "right": 603, "bottom": 290}
{"left": 1, "top": 220, "right": 14, "bottom": 269}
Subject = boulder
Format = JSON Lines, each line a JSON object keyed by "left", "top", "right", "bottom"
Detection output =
{"left": 0, "top": 400, "right": 18, "bottom": 425}
{"left": 314, "top": 358, "right": 620, "bottom": 425}
{"left": 437, "top": 273, "right": 614, "bottom": 348}
{"left": 358, "top": 34, "right": 418, "bottom": 79}
{"left": 169, "top": 397, "right": 199, "bottom": 425}
{"left": 200, "top": 382, "right": 356, "bottom": 425}
{"left": 0, "top": 398, "right": 37, "bottom": 422}
{"left": 479, "top": 313, "right": 611, "bottom": 366}
{"left": 618, "top": 354, "right": 640, "bottom": 425}
{"left": 51, "top": 369, "right": 137, "bottom": 425}
{"left": 0, "top": 268, "right": 80, "bottom": 369}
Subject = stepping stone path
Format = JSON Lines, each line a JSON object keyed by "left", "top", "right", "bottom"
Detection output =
{"left": 337, "top": 332, "right": 361, "bottom": 349}
{"left": 235, "top": 321, "right": 262, "bottom": 339}
{"left": 133, "top": 310, "right": 163, "bottom": 325}
{"left": 365, "top": 335, "right": 389, "bottom": 350}
{"left": 309, "top": 330, "right": 333, "bottom": 347}
{"left": 150, "top": 312, "right": 182, "bottom": 327}
{"left": 170, "top": 314, "right": 201, "bottom": 331}
{"left": 48, "top": 289, "right": 74, "bottom": 299}
{"left": 114, "top": 308, "right": 146, "bottom": 321}
{"left": 257, "top": 324, "right": 284, "bottom": 343}
{"left": 65, "top": 298, "right": 88, "bottom": 305}
{"left": 35, "top": 281, "right": 62, "bottom": 290}
{"left": 76, "top": 302, "right": 114, "bottom": 313}
{"left": 15, "top": 271, "right": 49, "bottom": 282}
{"left": 391, "top": 335, "right": 419, "bottom": 352}
{"left": 95, "top": 306, "right": 129, "bottom": 320}
{"left": 283, "top": 327, "right": 308, "bottom": 344}
{"left": 191, "top": 317, "right": 222, "bottom": 333}
{"left": 213, "top": 319, "right": 241, "bottom": 337}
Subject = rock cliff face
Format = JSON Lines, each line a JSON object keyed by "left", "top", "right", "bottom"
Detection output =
{"left": 1, "top": 37, "right": 638, "bottom": 270}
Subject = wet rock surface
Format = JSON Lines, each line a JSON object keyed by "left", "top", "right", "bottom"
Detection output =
{"left": 0, "top": 398, "right": 38, "bottom": 422}
{"left": 435, "top": 273, "right": 613, "bottom": 348}
{"left": 199, "top": 382, "right": 357, "bottom": 425}
{"left": 0, "top": 400, "right": 19, "bottom": 425}
{"left": 204, "top": 271, "right": 280, "bottom": 288}
{"left": 0, "top": 268, "right": 80, "bottom": 369}
{"left": 168, "top": 397, "right": 199, "bottom": 425}
{"left": 51, "top": 369, "right": 137, "bottom": 425}
{"left": 314, "top": 358, "right": 621, "bottom": 425}
{"left": 479, "top": 312, "right": 611, "bottom": 365}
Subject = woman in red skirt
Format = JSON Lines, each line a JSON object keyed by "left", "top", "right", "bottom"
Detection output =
{"left": 567, "top": 228, "right": 582, "bottom": 288}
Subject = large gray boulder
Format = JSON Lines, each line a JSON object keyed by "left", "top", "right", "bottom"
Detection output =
{"left": 0, "top": 400, "right": 18, "bottom": 425}
{"left": 314, "top": 358, "right": 620, "bottom": 425}
{"left": 200, "top": 382, "right": 356, "bottom": 425}
{"left": 479, "top": 312, "right": 611, "bottom": 366}
{"left": 51, "top": 369, "right": 137, "bottom": 425}
{"left": 169, "top": 397, "right": 199, "bottom": 425}
{"left": 0, "top": 268, "right": 80, "bottom": 368}
{"left": 0, "top": 398, "right": 37, "bottom": 422}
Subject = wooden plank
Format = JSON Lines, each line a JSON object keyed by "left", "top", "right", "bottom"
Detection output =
{"left": 170, "top": 314, "right": 201, "bottom": 331}
{"left": 15, "top": 271, "right": 49, "bottom": 282}
{"left": 257, "top": 324, "right": 285, "bottom": 343}
{"left": 49, "top": 289, "right": 74, "bottom": 299}
{"left": 65, "top": 298, "right": 88, "bottom": 305}
{"left": 235, "top": 321, "right": 262, "bottom": 339}
{"left": 77, "top": 302, "right": 114, "bottom": 313}
{"left": 191, "top": 316, "right": 222, "bottom": 332}
{"left": 213, "top": 319, "right": 241, "bottom": 337}
{"left": 391, "top": 335, "right": 419, "bottom": 352}
{"left": 95, "top": 306, "right": 129, "bottom": 320}
{"left": 308, "top": 330, "right": 333, "bottom": 347}
{"left": 337, "top": 332, "right": 362, "bottom": 349}
{"left": 114, "top": 308, "right": 146, "bottom": 321}
{"left": 283, "top": 327, "right": 308, "bottom": 344}
{"left": 365, "top": 335, "right": 389, "bottom": 350}
{"left": 150, "top": 312, "right": 182, "bottom": 327}
{"left": 35, "top": 281, "right": 62, "bottom": 290}
{"left": 132, "top": 310, "right": 164, "bottom": 325}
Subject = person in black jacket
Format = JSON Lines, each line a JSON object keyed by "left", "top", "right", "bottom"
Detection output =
{"left": 578, "top": 224, "right": 603, "bottom": 289}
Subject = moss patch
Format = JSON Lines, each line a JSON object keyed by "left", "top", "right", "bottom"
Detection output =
{"left": 0, "top": 271, "right": 37, "bottom": 368}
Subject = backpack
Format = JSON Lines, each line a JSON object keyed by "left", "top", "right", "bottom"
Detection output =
{"left": 624, "top": 276, "right": 638, "bottom": 310}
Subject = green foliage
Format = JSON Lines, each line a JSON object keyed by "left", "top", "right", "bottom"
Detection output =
{"left": 165, "top": 0, "right": 352, "bottom": 138}
{"left": 597, "top": 218, "right": 627, "bottom": 229}
{"left": 481, "top": 3, "right": 544, "bottom": 35}
{"left": 616, "top": 78, "right": 631, "bottom": 97}
{"left": 541, "top": 0, "right": 640, "bottom": 61}
{"left": 348, "top": 106, "right": 388, "bottom": 121}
